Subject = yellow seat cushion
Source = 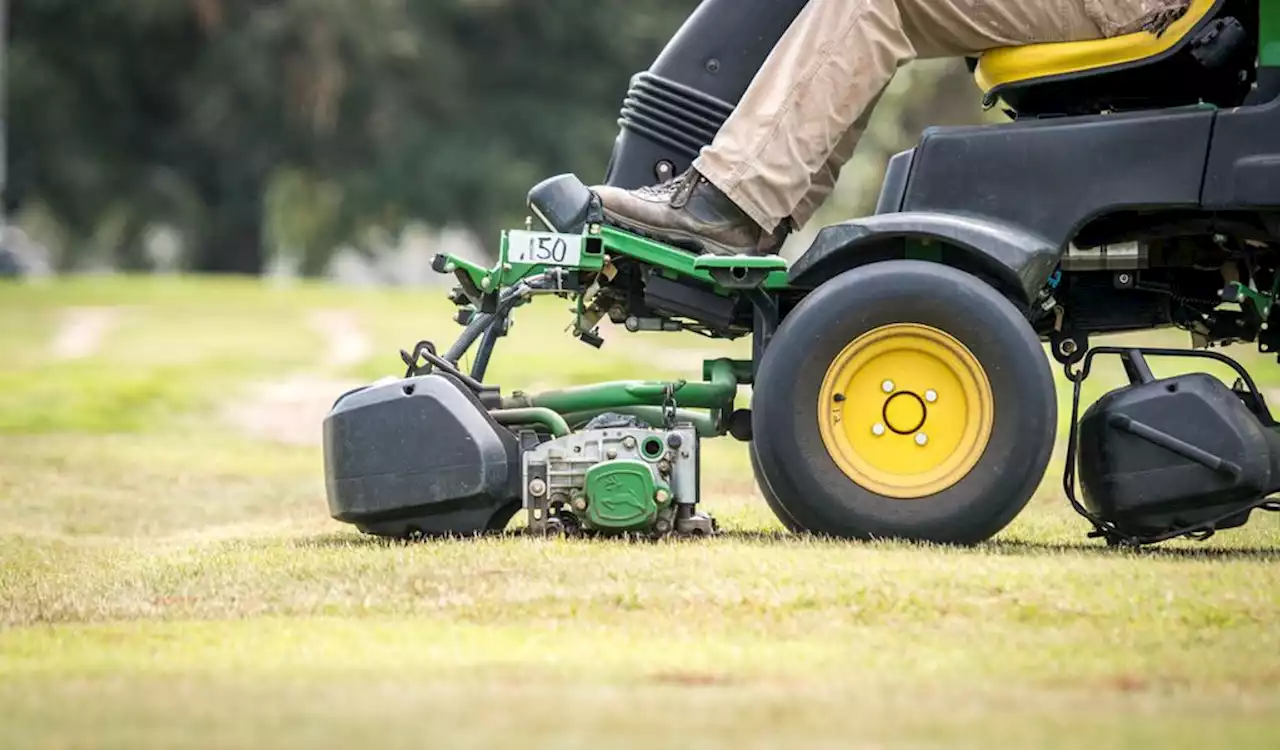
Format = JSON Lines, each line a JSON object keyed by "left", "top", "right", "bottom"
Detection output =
{"left": 975, "top": 0, "right": 1222, "bottom": 94}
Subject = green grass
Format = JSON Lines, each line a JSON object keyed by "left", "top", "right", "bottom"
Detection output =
{"left": 2, "top": 276, "right": 1280, "bottom": 749}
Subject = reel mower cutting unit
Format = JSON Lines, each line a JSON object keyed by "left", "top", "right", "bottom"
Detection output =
{"left": 324, "top": 0, "right": 1280, "bottom": 546}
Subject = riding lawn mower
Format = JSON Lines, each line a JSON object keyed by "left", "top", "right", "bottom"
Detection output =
{"left": 323, "top": 0, "right": 1280, "bottom": 547}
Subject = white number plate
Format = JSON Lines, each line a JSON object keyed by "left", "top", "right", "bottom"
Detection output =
{"left": 506, "top": 230, "right": 583, "bottom": 267}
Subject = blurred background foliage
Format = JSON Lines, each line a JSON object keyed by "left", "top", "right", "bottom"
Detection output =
{"left": 7, "top": 0, "right": 995, "bottom": 280}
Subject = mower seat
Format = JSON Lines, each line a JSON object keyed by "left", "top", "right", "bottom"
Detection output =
{"left": 975, "top": 0, "right": 1254, "bottom": 116}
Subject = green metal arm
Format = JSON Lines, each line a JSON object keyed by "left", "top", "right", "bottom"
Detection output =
{"left": 501, "top": 358, "right": 741, "bottom": 414}
{"left": 490, "top": 408, "right": 571, "bottom": 438}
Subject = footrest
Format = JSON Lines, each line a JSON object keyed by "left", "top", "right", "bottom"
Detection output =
{"left": 692, "top": 254, "right": 789, "bottom": 290}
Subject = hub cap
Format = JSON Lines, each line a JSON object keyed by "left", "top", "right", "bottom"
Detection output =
{"left": 817, "top": 323, "right": 994, "bottom": 498}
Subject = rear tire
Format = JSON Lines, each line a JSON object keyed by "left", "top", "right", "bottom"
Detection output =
{"left": 752, "top": 261, "right": 1056, "bottom": 544}
{"left": 750, "top": 442, "right": 802, "bottom": 532}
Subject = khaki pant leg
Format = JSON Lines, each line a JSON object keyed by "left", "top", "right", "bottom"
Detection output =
{"left": 693, "top": 0, "right": 916, "bottom": 233}
{"left": 695, "top": 0, "right": 1161, "bottom": 232}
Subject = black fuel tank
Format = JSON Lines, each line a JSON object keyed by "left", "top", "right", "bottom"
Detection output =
{"left": 604, "top": 0, "right": 810, "bottom": 189}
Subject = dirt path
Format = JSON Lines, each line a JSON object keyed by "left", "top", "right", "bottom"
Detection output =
{"left": 308, "top": 309, "right": 372, "bottom": 369}
{"left": 50, "top": 307, "right": 121, "bottom": 359}
{"left": 224, "top": 310, "right": 373, "bottom": 445}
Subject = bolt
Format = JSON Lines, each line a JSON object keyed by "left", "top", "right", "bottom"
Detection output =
{"left": 622, "top": 436, "right": 637, "bottom": 449}
{"left": 915, "top": 433, "right": 929, "bottom": 447}
{"left": 655, "top": 518, "right": 672, "bottom": 534}
{"left": 658, "top": 460, "right": 672, "bottom": 475}
{"left": 925, "top": 390, "right": 938, "bottom": 403}
{"left": 606, "top": 449, "right": 617, "bottom": 460}
{"left": 882, "top": 380, "right": 895, "bottom": 393}
{"left": 1059, "top": 339, "right": 1078, "bottom": 356}
{"left": 529, "top": 478, "right": 547, "bottom": 497}
{"left": 1263, "top": 323, "right": 1270, "bottom": 331}
{"left": 667, "top": 433, "right": 683, "bottom": 449}
{"left": 872, "top": 423, "right": 886, "bottom": 437}
{"left": 833, "top": 393, "right": 846, "bottom": 403}
{"left": 1118, "top": 273, "right": 1131, "bottom": 285}
{"left": 572, "top": 495, "right": 588, "bottom": 512}
{"left": 655, "top": 489, "right": 670, "bottom": 504}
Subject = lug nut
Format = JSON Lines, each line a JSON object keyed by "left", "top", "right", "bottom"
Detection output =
{"left": 882, "top": 380, "right": 895, "bottom": 394}
{"left": 872, "top": 423, "right": 886, "bottom": 437}
{"left": 915, "top": 433, "right": 929, "bottom": 447}
{"left": 529, "top": 479, "right": 547, "bottom": 497}
{"left": 925, "top": 390, "right": 938, "bottom": 403}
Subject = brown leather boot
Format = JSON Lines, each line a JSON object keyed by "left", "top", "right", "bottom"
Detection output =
{"left": 592, "top": 169, "right": 787, "bottom": 256}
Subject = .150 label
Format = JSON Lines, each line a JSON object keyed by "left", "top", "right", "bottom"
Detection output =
{"left": 506, "top": 230, "right": 583, "bottom": 267}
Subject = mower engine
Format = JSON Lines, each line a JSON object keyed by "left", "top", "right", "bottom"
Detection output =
{"left": 521, "top": 415, "right": 713, "bottom": 536}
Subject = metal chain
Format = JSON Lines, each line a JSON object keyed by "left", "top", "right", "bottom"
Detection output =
{"left": 662, "top": 381, "right": 686, "bottom": 429}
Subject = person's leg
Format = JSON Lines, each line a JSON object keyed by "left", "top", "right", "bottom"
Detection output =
{"left": 789, "top": 89, "right": 884, "bottom": 233}
{"left": 593, "top": 0, "right": 915, "bottom": 255}
{"left": 595, "top": 0, "right": 1177, "bottom": 254}
{"left": 693, "top": 0, "right": 917, "bottom": 234}
{"left": 713, "top": 0, "right": 1126, "bottom": 232}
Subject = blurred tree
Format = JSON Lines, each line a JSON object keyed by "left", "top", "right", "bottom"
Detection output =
{"left": 9, "top": 1, "right": 991, "bottom": 275}
{"left": 9, "top": 0, "right": 697, "bottom": 274}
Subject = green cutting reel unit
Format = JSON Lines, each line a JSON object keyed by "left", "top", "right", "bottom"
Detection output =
{"left": 324, "top": 0, "right": 1280, "bottom": 546}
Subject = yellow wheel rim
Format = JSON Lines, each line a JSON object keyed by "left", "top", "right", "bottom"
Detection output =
{"left": 817, "top": 323, "right": 995, "bottom": 499}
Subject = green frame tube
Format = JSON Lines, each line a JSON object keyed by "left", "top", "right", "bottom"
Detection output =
{"left": 490, "top": 408, "right": 571, "bottom": 437}
{"left": 502, "top": 359, "right": 741, "bottom": 413}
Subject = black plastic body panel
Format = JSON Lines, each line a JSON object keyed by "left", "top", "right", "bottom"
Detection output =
{"left": 874, "top": 149, "right": 914, "bottom": 215}
{"left": 789, "top": 212, "right": 1058, "bottom": 302}
{"left": 1078, "top": 373, "right": 1280, "bottom": 537}
{"left": 604, "top": 0, "right": 810, "bottom": 189}
{"left": 793, "top": 107, "right": 1218, "bottom": 300}
{"left": 1202, "top": 96, "right": 1280, "bottom": 208}
{"left": 903, "top": 107, "right": 1215, "bottom": 247}
{"left": 323, "top": 374, "right": 519, "bottom": 536}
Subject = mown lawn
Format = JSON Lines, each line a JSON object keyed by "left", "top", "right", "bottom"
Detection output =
{"left": 1, "top": 276, "right": 1279, "bottom": 749}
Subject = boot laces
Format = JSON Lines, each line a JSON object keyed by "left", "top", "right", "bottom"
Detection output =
{"left": 635, "top": 169, "right": 695, "bottom": 201}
